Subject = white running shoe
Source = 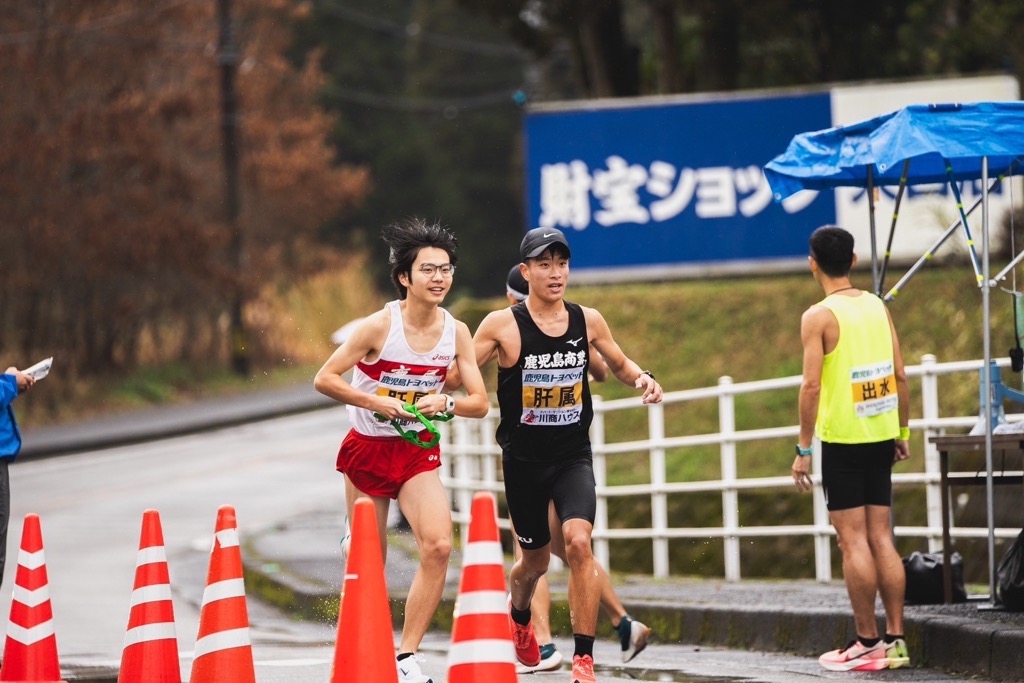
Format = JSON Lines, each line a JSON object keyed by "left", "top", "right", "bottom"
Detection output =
{"left": 515, "top": 642, "right": 563, "bottom": 673}
{"left": 396, "top": 654, "right": 432, "bottom": 683}
{"left": 617, "top": 614, "right": 651, "bottom": 662}
{"left": 818, "top": 639, "right": 889, "bottom": 672}
{"left": 340, "top": 514, "right": 350, "bottom": 563}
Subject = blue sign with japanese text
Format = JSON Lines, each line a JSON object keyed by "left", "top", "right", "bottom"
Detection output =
{"left": 524, "top": 92, "right": 835, "bottom": 278}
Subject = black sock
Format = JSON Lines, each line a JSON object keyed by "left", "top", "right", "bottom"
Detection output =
{"left": 573, "top": 634, "right": 595, "bottom": 659}
{"left": 510, "top": 604, "right": 531, "bottom": 627}
{"left": 396, "top": 652, "right": 413, "bottom": 661}
{"left": 858, "top": 635, "right": 881, "bottom": 647}
{"left": 884, "top": 633, "right": 903, "bottom": 643}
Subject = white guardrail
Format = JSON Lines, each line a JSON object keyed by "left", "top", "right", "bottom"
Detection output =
{"left": 438, "top": 354, "right": 1024, "bottom": 582}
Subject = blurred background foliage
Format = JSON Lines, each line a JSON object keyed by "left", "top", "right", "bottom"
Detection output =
{"left": 5, "top": 0, "right": 1024, "bottom": 391}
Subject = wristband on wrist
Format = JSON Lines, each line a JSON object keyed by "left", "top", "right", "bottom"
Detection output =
{"left": 795, "top": 443, "right": 813, "bottom": 457}
{"left": 899, "top": 426, "right": 910, "bottom": 441}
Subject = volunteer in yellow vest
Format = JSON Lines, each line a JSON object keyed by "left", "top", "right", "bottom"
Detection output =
{"left": 792, "top": 226, "right": 911, "bottom": 673}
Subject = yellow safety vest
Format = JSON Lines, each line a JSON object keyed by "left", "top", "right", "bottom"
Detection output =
{"left": 816, "top": 292, "right": 899, "bottom": 444}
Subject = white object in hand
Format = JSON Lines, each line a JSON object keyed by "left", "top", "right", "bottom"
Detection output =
{"left": 23, "top": 357, "right": 53, "bottom": 381}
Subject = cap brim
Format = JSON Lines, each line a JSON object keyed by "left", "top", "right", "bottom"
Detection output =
{"left": 523, "top": 241, "right": 570, "bottom": 259}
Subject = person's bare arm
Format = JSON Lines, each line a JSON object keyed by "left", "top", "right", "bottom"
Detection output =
{"left": 418, "top": 320, "right": 489, "bottom": 418}
{"left": 472, "top": 309, "right": 511, "bottom": 369}
{"left": 887, "top": 307, "right": 911, "bottom": 463}
{"left": 587, "top": 344, "right": 609, "bottom": 382}
{"left": 793, "top": 305, "right": 828, "bottom": 492}
{"left": 585, "top": 307, "right": 662, "bottom": 404}
{"left": 313, "top": 310, "right": 410, "bottom": 421}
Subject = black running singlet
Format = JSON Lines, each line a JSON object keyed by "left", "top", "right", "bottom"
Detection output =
{"left": 495, "top": 301, "right": 593, "bottom": 461}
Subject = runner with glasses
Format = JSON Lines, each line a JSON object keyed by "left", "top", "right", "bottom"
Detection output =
{"left": 314, "top": 217, "right": 489, "bottom": 683}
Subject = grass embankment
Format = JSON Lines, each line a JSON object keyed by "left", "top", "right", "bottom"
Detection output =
{"left": 454, "top": 264, "right": 1021, "bottom": 581}
{"left": 19, "top": 261, "right": 1019, "bottom": 580}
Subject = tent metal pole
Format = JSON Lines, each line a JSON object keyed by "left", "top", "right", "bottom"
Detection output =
{"left": 879, "top": 160, "right": 912, "bottom": 293}
{"left": 982, "top": 156, "right": 997, "bottom": 606}
{"left": 867, "top": 167, "right": 880, "bottom": 295}
{"left": 947, "top": 165, "right": 984, "bottom": 282}
{"left": 882, "top": 182, "right": 998, "bottom": 303}
{"left": 991, "top": 246, "right": 1024, "bottom": 286}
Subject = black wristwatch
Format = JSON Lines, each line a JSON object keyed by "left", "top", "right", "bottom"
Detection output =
{"left": 640, "top": 370, "right": 655, "bottom": 381}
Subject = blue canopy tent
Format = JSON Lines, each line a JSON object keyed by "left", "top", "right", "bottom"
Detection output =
{"left": 764, "top": 101, "right": 1024, "bottom": 606}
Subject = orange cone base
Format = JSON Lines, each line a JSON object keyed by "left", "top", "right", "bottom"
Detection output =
{"left": 190, "top": 646, "right": 255, "bottom": 683}
{"left": 0, "top": 637, "right": 66, "bottom": 682}
{"left": 449, "top": 661, "right": 517, "bottom": 682}
{"left": 118, "top": 643, "right": 180, "bottom": 683}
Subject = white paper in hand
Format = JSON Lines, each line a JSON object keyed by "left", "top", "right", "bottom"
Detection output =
{"left": 23, "top": 357, "right": 53, "bottom": 381}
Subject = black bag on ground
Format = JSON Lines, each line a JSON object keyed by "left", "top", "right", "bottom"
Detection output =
{"left": 902, "top": 550, "right": 967, "bottom": 604}
{"left": 997, "top": 529, "right": 1024, "bottom": 610}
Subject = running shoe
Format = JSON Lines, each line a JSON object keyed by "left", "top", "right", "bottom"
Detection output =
{"left": 571, "top": 654, "right": 597, "bottom": 683}
{"left": 340, "top": 514, "right": 351, "bottom": 563}
{"left": 818, "top": 639, "right": 889, "bottom": 671}
{"left": 396, "top": 654, "right": 432, "bottom": 683}
{"left": 506, "top": 594, "right": 540, "bottom": 667}
{"left": 886, "top": 637, "right": 910, "bottom": 669}
{"left": 616, "top": 614, "right": 651, "bottom": 662}
{"left": 515, "top": 642, "right": 563, "bottom": 673}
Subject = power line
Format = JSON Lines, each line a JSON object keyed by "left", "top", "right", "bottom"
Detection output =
{"left": 0, "top": 0, "right": 193, "bottom": 46}
{"left": 317, "top": 1, "right": 526, "bottom": 60}
{"left": 320, "top": 82, "right": 521, "bottom": 112}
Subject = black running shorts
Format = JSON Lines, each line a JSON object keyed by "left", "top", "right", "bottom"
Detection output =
{"left": 820, "top": 440, "right": 895, "bottom": 511}
{"left": 502, "top": 444, "right": 596, "bottom": 551}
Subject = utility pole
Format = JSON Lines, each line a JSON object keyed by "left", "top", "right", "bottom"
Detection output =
{"left": 217, "top": 0, "right": 249, "bottom": 375}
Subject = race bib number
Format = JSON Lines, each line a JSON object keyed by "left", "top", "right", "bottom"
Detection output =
{"left": 519, "top": 367, "right": 584, "bottom": 426}
{"left": 376, "top": 370, "right": 443, "bottom": 423}
{"left": 850, "top": 360, "right": 898, "bottom": 418}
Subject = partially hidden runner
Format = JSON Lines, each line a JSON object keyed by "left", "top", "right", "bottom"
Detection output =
{"left": 314, "top": 218, "right": 489, "bottom": 683}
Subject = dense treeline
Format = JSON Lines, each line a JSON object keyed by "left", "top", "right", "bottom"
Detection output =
{"left": 0, "top": 0, "right": 368, "bottom": 377}
{"left": 5, "top": 0, "right": 1024, "bottom": 382}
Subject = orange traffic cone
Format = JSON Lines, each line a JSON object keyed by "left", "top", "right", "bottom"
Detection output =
{"left": 0, "top": 513, "right": 65, "bottom": 682}
{"left": 189, "top": 505, "right": 255, "bottom": 683}
{"left": 330, "top": 498, "right": 397, "bottom": 683}
{"left": 118, "top": 509, "right": 181, "bottom": 683}
{"left": 446, "top": 491, "right": 516, "bottom": 683}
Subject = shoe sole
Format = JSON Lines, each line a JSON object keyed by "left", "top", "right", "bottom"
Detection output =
{"left": 819, "top": 656, "right": 890, "bottom": 672}
{"left": 516, "top": 651, "right": 563, "bottom": 673}
{"left": 888, "top": 656, "right": 910, "bottom": 669}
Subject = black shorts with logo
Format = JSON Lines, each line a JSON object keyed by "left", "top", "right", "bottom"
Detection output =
{"left": 821, "top": 439, "right": 896, "bottom": 511}
{"left": 502, "top": 442, "right": 596, "bottom": 550}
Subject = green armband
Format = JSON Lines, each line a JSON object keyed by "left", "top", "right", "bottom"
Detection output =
{"left": 898, "top": 426, "right": 910, "bottom": 441}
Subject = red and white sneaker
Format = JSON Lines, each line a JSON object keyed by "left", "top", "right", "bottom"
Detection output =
{"left": 571, "top": 654, "right": 597, "bottom": 683}
{"left": 818, "top": 639, "right": 889, "bottom": 671}
{"left": 506, "top": 594, "right": 540, "bottom": 667}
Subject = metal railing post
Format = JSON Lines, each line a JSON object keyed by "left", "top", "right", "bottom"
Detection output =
{"left": 718, "top": 376, "right": 741, "bottom": 581}
{"left": 812, "top": 441, "right": 832, "bottom": 582}
{"left": 591, "top": 396, "right": 610, "bottom": 570}
{"left": 649, "top": 402, "right": 669, "bottom": 578}
{"left": 919, "top": 354, "right": 942, "bottom": 552}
